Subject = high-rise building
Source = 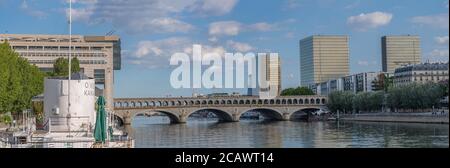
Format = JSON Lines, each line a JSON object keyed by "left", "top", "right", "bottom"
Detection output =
{"left": 0, "top": 34, "right": 121, "bottom": 110}
{"left": 248, "top": 53, "right": 281, "bottom": 98}
{"left": 300, "top": 35, "right": 349, "bottom": 87}
{"left": 382, "top": 35, "right": 421, "bottom": 74}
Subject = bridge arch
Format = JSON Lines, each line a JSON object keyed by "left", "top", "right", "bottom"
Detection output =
{"left": 239, "top": 108, "right": 284, "bottom": 120}
{"left": 290, "top": 107, "right": 322, "bottom": 120}
{"left": 128, "top": 110, "right": 181, "bottom": 124}
{"left": 187, "top": 108, "right": 234, "bottom": 122}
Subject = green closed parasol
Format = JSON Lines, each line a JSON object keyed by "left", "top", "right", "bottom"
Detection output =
{"left": 94, "top": 96, "right": 107, "bottom": 143}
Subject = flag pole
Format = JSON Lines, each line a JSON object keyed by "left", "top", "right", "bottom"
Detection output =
{"left": 68, "top": 0, "right": 72, "bottom": 137}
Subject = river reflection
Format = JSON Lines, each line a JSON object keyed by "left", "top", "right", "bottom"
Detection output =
{"left": 127, "top": 116, "right": 449, "bottom": 148}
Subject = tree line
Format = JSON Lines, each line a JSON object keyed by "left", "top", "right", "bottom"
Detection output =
{"left": 281, "top": 87, "right": 314, "bottom": 96}
{"left": 327, "top": 82, "right": 448, "bottom": 113}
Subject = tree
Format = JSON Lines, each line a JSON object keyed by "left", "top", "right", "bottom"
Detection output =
{"left": 0, "top": 42, "right": 44, "bottom": 116}
{"left": 53, "top": 57, "right": 80, "bottom": 76}
{"left": 387, "top": 83, "right": 446, "bottom": 111}
{"left": 71, "top": 57, "right": 80, "bottom": 74}
{"left": 281, "top": 87, "right": 315, "bottom": 96}
{"left": 327, "top": 91, "right": 354, "bottom": 113}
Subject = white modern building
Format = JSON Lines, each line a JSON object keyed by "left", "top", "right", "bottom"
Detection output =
{"left": 314, "top": 72, "right": 381, "bottom": 95}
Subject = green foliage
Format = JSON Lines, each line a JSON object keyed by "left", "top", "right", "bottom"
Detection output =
{"left": 1, "top": 112, "right": 12, "bottom": 124}
{"left": 32, "top": 101, "right": 44, "bottom": 124}
{"left": 387, "top": 83, "right": 447, "bottom": 111}
{"left": 353, "top": 91, "right": 384, "bottom": 112}
{"left": 53, "top": 57, "right": 69, "bottom": 76}
{"left": 71, "top": 57, "right": 80, "bottom": 74}
{"left": 328, "top": 82, "right": 446, "bottom": 113}
{"left": 281, "top": 87, "right": 315, "bottom": 96}
{"left": 327, "top": 91, "right": 354, "bottom": 113}
{"left": 0, "top": 42, "right": 45, "bottom": 115}
{"left": 53, "top": 57, "right": 80, "bottom": 76}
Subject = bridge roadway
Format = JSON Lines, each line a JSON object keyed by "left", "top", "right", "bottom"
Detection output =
{"left": 113, "top": 95, "right": 328, "bottom": 125}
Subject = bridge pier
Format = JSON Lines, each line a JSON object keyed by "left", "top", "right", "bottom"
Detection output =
{"left": 176, "top": 115, "right": 188, "bottom": 124}
{"left": 282, "top": 113, "right": 291, "bottom": 121}
{"left": 231, "top": 113, "right": 240, "bottom": 122}
{"left": 123, "top": 116, "right": 132, "bottom": 125}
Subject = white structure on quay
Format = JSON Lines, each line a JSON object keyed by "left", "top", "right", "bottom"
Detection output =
{"left": 0, "top": 34, "right": 121, "bottom": 110}
{"left": 44, "top": 73, "right": 96, "bottom": 133}
{"left": 394, "top": 62, "right": 449, "bottom": 87}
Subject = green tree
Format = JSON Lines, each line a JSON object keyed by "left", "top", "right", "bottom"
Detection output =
{"left": 327, "top": 91, "right": 355, "bottom": 113}
{"left": 71, "top": 57, "right": 80, "bottom": 74}
{"left": 53, "top": 57, "right": 80, "bottom": 76}
{"left": 387, "top": 83, "right": 446, "bottom": 111}
{"left": 281, "top": 87, "right": 315, "bottom": 96}
{"left": 0, "top": 42, "right": 44, "bottom": 116}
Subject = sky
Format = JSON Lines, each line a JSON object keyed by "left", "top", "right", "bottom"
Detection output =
{"left": 0, "top": 0, "right": 448, "bottom": 98}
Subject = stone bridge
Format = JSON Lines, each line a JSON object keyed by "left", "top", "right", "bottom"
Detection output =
{"left": 113, "top": 96, "right": 328, "bottom": 125}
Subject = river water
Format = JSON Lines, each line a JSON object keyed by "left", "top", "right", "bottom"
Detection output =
{"left": 127, "top": 116, "right": 449, "bottom": 148}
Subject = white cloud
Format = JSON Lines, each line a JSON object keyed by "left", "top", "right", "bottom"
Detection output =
{"left": 345, "top": 0, "right": 360, "bottom": 9}
{"left": 248, "top": 22, "right": 275, "bottom": 32}
{"left": 209, "top": 21, "right": 242, "bottom": 36}
{"left": 67, "top": 7, "right": 93, "bottom": 22}
{"left": 128, "top": 37, "right": 192, "bottom": 68}
{"left": 208, "top": 20, "right": 281, "bottom": 40}
{"left": 284, "top": 32, "right": 295, "bottom": 39}
{"left": 128, "top": 37, "right": 233, "bottom": 69}
{"left": 21, "top": 0, "right": 47, "bottom": 19}
{"left": 66, "top": 0, "right": 238, "bottom": 34}
{"left": 427, "top": 49, "right": 449, "bottom": 58}
{"left": 347, "top": 11, "right": 393, "bottom": 31}
{"left": 357, "top": 60, "right": 377, "bottom": 66}
{"left": 226, "top": 40, "right": 253, "bottom": 52}
{"left": 282, "top": 0, "right": 300, "bottom": 10}
{"left": 435, "top": 36, "right": 449, "bottom": 45}
{"left": 357, "top": 61, "right": 369, "bottom": 66}
{"left": 189, "top": 0, "right": 238, "bottom": 16}
{"left": 288, "top": 73, "right": 294, "bottom": 79}
{"left": 411, "top": 13, "right": 449, "bottom": 29}
{"left": 128, "top": 17, "right": 194, "bottom": 34}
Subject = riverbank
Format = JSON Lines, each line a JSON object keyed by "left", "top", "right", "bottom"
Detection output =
{"left": 338, "top": 112, "right": 449, "bottom": 124}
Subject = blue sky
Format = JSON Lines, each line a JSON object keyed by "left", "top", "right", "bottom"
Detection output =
{"left": 0, "top": 0, "right": 448, "bottom": 98}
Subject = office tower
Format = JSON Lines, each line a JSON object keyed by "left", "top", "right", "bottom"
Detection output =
{"left": 300, "top": 35, "right": 349, "bottom": 87}
{"left": 250, "top": 53, "right": 281, "bottom": 97}
{"left": 382, "top": 35, "right": 421, "bottom": 74}
{"left": 0, "top": 34, "right": 121, "bottom": 110}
